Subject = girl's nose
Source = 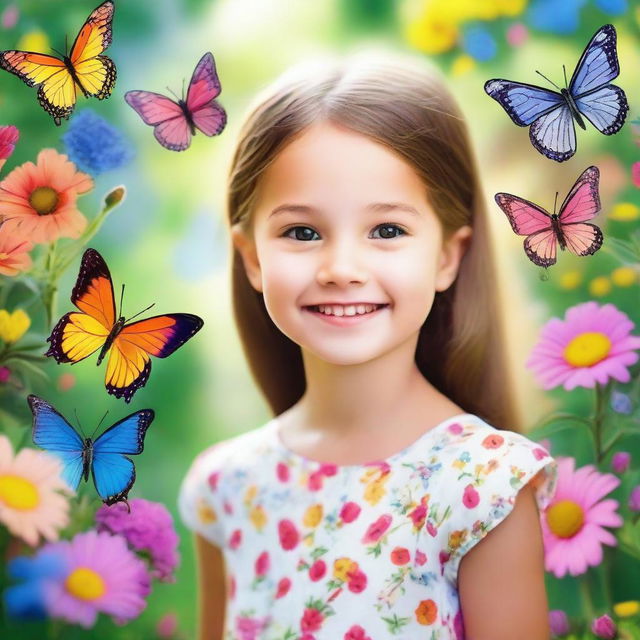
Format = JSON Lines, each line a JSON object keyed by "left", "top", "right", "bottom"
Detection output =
{"left": 315, "top": 240, "right": 368, "bottom": 286}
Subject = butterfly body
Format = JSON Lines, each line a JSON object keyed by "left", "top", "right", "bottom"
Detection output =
{"left": 45, "top": 248, "right": 204, "bottom": 402}
{"left": 495, "top": 165, "right": 602, "bottom": 267}
{"left": 28, "top": 395, "right": 154, "bottom": 506}
{"left": 125, "top": 52, "right": 226, "bottom": 151}
{"left": 485, "top": 24, "right": 627, "bottom": 161}
{"left": 0, "top": 1, "right": 116, "bottom": 125}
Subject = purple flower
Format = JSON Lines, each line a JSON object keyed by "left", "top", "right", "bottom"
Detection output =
{"left": 629, "top": 486, "right": 640, "bottom": 512}
{"left": 591, "top": 614, "right": 616, "bottom": 639}
{"left": 611, "top": 452, "right": 631, "bottom": 474}
{"left": 549, "top": 609, "right": 569, "bottom": 636}
{"left": 611, "top": 390, "right": 632, "bottom": 414}
{"left": 95, "top": 498, "right": 179, "bottom": 581}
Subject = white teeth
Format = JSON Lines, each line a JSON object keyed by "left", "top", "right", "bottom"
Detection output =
{"left": 315, "top": 304, "right": 381, "bottom": 316}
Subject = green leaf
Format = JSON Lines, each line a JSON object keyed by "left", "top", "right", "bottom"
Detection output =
{"left": 601, "top": 237, "right": 640, "bottom": 264}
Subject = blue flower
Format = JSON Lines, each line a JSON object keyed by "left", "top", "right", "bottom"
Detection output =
{"left": 462, "top": 25, "right": 497, "bottom": 62}
{"left": 610, "top": 390, "right": 633, "bottom": 415}
{"left": 527, "top": 0, "right": 587, "bottom": 34}
{"left": 62, "top": 109, "right": 134, "bottom": 175}
{"left": 594, "top": 0, "right": 627, "bottom": 14}
{"left": 4, "top": 550, "right": 68, "bottom": 621}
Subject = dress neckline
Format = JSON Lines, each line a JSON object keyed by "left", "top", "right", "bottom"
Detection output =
{"left": 267, "top": 412, "right": 477, "bottom": 470}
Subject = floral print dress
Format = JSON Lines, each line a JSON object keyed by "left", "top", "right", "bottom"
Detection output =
{"left": 178, "top": 413, "right": 558, "bottom": 640}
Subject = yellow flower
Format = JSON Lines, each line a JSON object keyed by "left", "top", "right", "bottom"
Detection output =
{"left": 249, "top": 504, "right": 267, "bottom": 531}
{"left": 303, "top": 504, "right": 323, "bottom": 528}
{"left": 451, "top": 55, "right": 476, "bottom": 76}
{"left": 559, "top": 270, "right": 582, "bottom": 290}
{"left": 364, "top": 481, "right": 386, "bottom": 505}
{"left": 0, "top": 309, "right": 30, "bottom": 343}
{"left": 17, "top": 30, "right": 50, "bottom": 54}
{"left": 609, "top": 202, "right": 639, "bottom": 221}
{"left": 406, "top": 14, "right": 458, "bottom": 55}
{"left": 611, "top": 266, "right": 637, "bottom": 287}
{"left": 333, "top": 557, "right": 358, "bottom": 581}
{"left": 244, "top": 484, "right": 257, "bottom": 503}
{"left": 495, "top": 0, "right": 528, "bottom": 17}
{"left": 588, "top": 276, "right": 611, "bottom": 297}
{"left": 197, "top": 499, "right": 217, "bottom": 525}
{"left": 613, "top": 601, "right": 640, "bottom": 617}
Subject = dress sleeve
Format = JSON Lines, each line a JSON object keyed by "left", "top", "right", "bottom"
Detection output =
{"left": 442, "top": 427, "right": 558, "bottom": 586}
{"left": 177, "top": 444, "right": 227, "bottom": 548}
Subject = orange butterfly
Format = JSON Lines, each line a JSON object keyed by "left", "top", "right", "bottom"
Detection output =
{"left": 0, "top": 1, "right": 116, "bottom": 125}
{"left": 45, "top": 248, "right": 204, "bottom": 402}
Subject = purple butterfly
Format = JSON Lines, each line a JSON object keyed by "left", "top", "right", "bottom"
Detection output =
{"left": 124, "top": 52, "right": 226, "bottom": 151}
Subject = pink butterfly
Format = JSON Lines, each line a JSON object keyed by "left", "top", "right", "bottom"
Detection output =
{"left": 124, "top": 52, "right": 226, "bottom": 151}
{"left": 494, "top": 165, "right": 603, "bottom": 268}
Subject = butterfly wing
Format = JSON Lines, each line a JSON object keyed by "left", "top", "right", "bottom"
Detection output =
{"left": 484, "top": 79, "right": 564, "bottom": 126}
{"left": 186, "top": 52, "right": 227, "bottom": 137}
{"left": 495, "top": 193, "right": 557, "bottom": 267}
{"left": 558, "top": 166, "right": 601, "bottom": 224}
{"left": 0, "top": 51, "right": 75, "bottom": 125}
{"left": 558, "top": 223, "right": 603, "bottom": 258}
{"left": 105, "top": 313, "right": 204, "bottom": 402}
{"left": 124, "top": 90, "right": 192, "bottom": 151}
{"left": 45, "top": 248, "right": 115, "bottom": 363}
{"left": 28, "top": 395, "right": 85, "bottom": 491}
{"left": 574, "top": 86, "right": 628, "bottom": 135}
{"left": 91, "top": 409, "right": 154, "bottom": 505}
{"left": 529, "top": 104, "right": 576, "bottom": 162}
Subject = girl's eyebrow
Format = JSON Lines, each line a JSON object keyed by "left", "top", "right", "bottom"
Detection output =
{"left": 268, "top": 202, "right": 421, "bottom": 219}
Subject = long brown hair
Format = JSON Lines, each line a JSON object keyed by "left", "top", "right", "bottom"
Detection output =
{"left": 226, "top": 51, "right": 520, "bottom": 432}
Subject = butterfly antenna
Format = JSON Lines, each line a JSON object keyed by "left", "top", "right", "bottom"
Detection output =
{"left": 554, "top": 192, "right": 559, "bottom": 214}
{"left": 182, "top": 77, "right": 186, "bottom": 100}
{"left": 126, "top": 303, "right": 156, "bottom": 323}
{"left": 89, "top": 410, "right": 109, "bottom": 441}
{"left": 73, "top": 408, "right": 87, "bottom": 439}
{"left": 51, "top": 46, "right": 66, "bottom": 58}
{"left": 535, "top": 70, "right": 561, "bottom": 91}
{"left": 563, "top": 65, "right": 568, "bottom": 89}
{"left": 118, "top": 284, "right": 125, "bottom": 319}
{"left": 166, "top": 86, "right": 181, "bottom": 102}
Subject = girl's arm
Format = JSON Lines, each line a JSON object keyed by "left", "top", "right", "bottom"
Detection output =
{"left": 195, "top": 533, "right": 227, "bottom": 640}
{"left": 458, "top": 484, "right": 551, "bottom": 639}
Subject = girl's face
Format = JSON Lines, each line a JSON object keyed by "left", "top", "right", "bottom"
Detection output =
{"left": 232, "top": 121, "right": 472, "bottom": 367}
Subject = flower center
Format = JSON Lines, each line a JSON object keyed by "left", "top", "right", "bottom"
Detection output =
{"left": 0, "top": 474, "right": 40, "bottom": 510}
{"left": 546, "top": 500, "right": 584, "bottom": 538}
{"left": 65, "top": 567, "right": 106, "bottom": 601}
{"left": 29, "top": 186, "right": 59, "bottom": 215}
{"left": 563, "top": 332, "right": 611, "bottom": 367}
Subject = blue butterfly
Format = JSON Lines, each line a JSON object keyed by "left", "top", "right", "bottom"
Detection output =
{"left": 28, "top": 395, "right": 154, "bottom": 506}
{"left": 485, "top": 24, "right": 628, "bottom": 162}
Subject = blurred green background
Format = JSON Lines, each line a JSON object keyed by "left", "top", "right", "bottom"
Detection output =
{"left": 1, "top": 0, "right": 639, "bottom": 636}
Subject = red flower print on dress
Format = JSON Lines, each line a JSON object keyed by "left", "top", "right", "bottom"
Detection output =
{"left": 309, "top": 559, "right": 326, "bottom": 581}
{"left": 426, "top": 521, "right": 437, "bottom": 537}
{"left": 462, "top": 484, "right": 480, "bottom": 508}
{"left": 533, "top": 447, "right": 551, "bottom": 460}
{"left": 339, "top": 501, "right": 361, "bottom": 523}
{"left": 344, "top": 625, "right": 372, "bottom": 640}
{"left": 229, "top": 529, "right": 242, "bottom": 550}
{"left": 208, "top": 471, "right": 220, "bottom": 490}
{"left": 278, "top": 519, "right": 300, "bottom": 550}
{"left": 223, "top": 500, "right": 233, "bottom": 515}
{"left": 390, "top": 547, "right": 410, "bottom": 565}
{"left": 482, "top": 433, "right": 504, "bottom": 449}
{"left": 415, "top": 549, "right": 427, "bottom": 566}
{"left": 235, "top": 614, "right": 271, "bottom": 640}
{"left": 416, "top": 599, "right": 438, "bottom": 625}
{"left": 301, "top": 607, "right": 324, "bottom": 632}
{"left": 276, "top": 462, "right": 290, "bottom": 482}
{"left": 255, "top": 551, "right": 270, "bottom": 576}
{"left": 346, "top": 568, "right": 367, "bottom": 593}
{"left": 448, "top": 422, "right": 464, "bottom": 435}
{"left": 409, "top": 502, "right": 427, "bottom": 529}
{"left": 362, "top": 514, "right": 392, "bottom": 543}
{"left": 275, "top": 577, "right": 291, "bottom": 599}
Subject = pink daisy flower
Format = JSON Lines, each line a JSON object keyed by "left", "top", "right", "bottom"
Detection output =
{"left": 0, "top": 148, "right": 92, "bottom": 244}
{"left": 0, "top": 125, "right": 19, "bottom": 172}
{"left": 43, "top": 530, "right": 151, "bottom": 628}
{"left": 0, "top": 226, "right": 32, "bottom": 276}
{"left": 526, "top": 301, "right": 640, "bottom": 390}
{"left": 542, "top": 457, "right": 623, "bottom": 578}
{"left": 0, "top": 434, "right": 73, "bottom": 546}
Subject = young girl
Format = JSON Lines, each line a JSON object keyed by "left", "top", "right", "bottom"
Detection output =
{"left": 178, "top": 50, "right": 558, "bottom": 640}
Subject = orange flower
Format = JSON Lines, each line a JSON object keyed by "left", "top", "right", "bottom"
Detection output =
{"left": 0, "top": 225, "right": 32, "bottom": 275}
{"left": 0, "top": 148, "right": 93, "bottom": 244}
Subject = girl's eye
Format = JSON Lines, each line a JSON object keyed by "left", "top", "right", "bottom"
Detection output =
{"left": 281, "top": 224, "right": 406, "bottom": 241}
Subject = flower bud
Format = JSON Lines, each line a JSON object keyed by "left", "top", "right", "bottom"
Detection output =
{"left": 610, "top": 391, "right": 632, "bottom": 414}
{"left": 549, "top": 609, "right": 569, "bottom": 637}
{"left": 611, "top": 452, "right": 631, "bottom": 474}
{"left": 591, "top": 614, "right": 616, "bottom": 639}
{"left": 0, "top": 366, "right": 10, "bottom": 383}
{"left": 104, "top": 185, "right": 125, "bottom": 209}
{"left": 629, "top": 486, "right": 640, "bottom": 512}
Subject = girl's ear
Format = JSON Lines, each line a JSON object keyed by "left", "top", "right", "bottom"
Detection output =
{"left": 435, "top": 225, "right": 473, "bottom": 292}
{"left": 231, "top": 225, "right": 263, "bottom": 293}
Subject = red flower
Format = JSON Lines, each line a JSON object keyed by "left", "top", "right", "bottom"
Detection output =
{"left": 409, "top": 503, "right": 427, "bottom": 529}
{"left": 339, "top": 501, "right": 361, "bottom": 523}
{"left": 344, "top": 625, "right": 372, "bottom": 640}
{"left": 278, "top": 519, "right": 300, "bottom": 550}
{"left": 462, "top": 484, "right": 480, "bottom": 509}
{"left": 390, "top": 547, "right": 410, "bottom": 565}
{"left": 319, "top": 463, "right": 337, "bottom": 477}
{"left": 229, "top": 529, "right": 242, "bottom": 550}
{"left": 308, "top": 471, "right": 324, "bottom": 491}
{"left": 208, "top": 471, "right": 220, "bottom": 490}
{"left": 276, "top": 462, "right": 290, "bottom": 482}
{"left": 301, "top": 608, "right": 324, "bottom": 632}
{"left": 275, "top": 577, "right": 291, "bottom": 599}
{"left": 361, "top": 514, "right": 392, "bottom": 544}
{"left": 481, "top": 433, "right": 504, "bottom": 449}
{"left": 309, "top": 559, "right": 326, "bottom": 581}
{"left": 415, "top": 549, "right": 427, "bottom": 566}
{"left": 347, "top": 568, "right": 367, "bottom": 593}
{"left": 255, "top": 551, "right": 270, "bottom": 576}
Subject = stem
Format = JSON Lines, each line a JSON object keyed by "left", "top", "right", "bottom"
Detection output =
{"left": 532, "top": 412, "right": 594, "bottom": 430}
{"left": 41, "top": 240, "right": 59, "bottom": 332}
{"left": 592, "top": 382, "right": 609, "bottom": 465}
{"left": 580, "top": 575, "right": 596, "bottom": 622}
